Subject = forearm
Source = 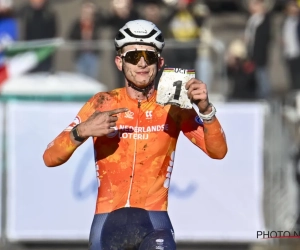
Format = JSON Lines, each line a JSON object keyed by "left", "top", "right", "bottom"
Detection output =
{"left": 43, "top": 131, "right": 79, "bottom": 167}
{"left": 203, "top": 118, "right": 227, "bottom": 159}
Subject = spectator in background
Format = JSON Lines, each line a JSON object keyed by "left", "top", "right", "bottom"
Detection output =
{"left": 281, "top": 0, "right": 300, "bottom": 91}
{"left": 165, "top": 0, "right": 204, "bottom": 70}
{"left": 103, "top": 0, "right": 140, "bottom": 88}
{"left": 69, "top": 1, "right": 100, "bottom": 80}
{"left": 226, "top": 39, "right": 257, "bottom": 100}
{"left": 17, "top": 0, "right": 57, "bottom": 72}
{"left": 140, "top": 0, "right": 169, "bottom": 83}
{"left": 142, "top": 0, "right": 163, "bottom": 26}
{"left": 244, "top": 0, "right": 272, "bottom": 99}
{"left": 193, "top": 1, "right": 214, "bottom": 92}
{"left": 0, "top": 0, "right": 18, "bottom": 67}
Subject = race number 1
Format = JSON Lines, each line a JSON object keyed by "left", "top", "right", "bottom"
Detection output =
{"left": 156, "top": 68, "right": 195, "bottom": 109}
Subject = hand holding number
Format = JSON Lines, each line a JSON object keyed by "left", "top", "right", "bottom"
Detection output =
{"left": 185, "top": 78, "right": 210, "bottom": 113}
{"left": 78, "top": 108, "right": 128, "bottom": 137}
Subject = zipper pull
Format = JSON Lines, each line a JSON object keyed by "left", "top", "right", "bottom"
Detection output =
{"left": 138, "top": 100, "right": 141, "bottom": 108}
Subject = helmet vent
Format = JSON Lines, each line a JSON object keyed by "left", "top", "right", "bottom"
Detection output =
{"left": 124, "top": 28, "right": 157, "bottom": 39}
{"left": 115, "top": 31, "right": 126, "bottom": 41}
{"left": 155, "top": 34, "right": 164, "bottom": 43}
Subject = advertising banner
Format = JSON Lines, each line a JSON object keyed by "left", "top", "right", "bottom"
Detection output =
{"left": 5, "top": 101, "right": 265, "bottom": 242}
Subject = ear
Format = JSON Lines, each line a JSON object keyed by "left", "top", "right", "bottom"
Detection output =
{"left": 115, "top": 56, "right": 123, "bottom": 71}
{"left": 158, "top": 57, "right": 165, "bottom": 71}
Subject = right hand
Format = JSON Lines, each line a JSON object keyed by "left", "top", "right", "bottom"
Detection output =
{"left": 78, "top": 108, "right": 128, "bottom": 137}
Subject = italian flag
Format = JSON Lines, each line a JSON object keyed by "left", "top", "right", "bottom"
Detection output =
{"left": 0, "top": 38, "right": 63, "bottom": 85}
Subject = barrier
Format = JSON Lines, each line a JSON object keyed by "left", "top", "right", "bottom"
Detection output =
{"left": 5, "top": 101, "right": 266, "bottom": 243}
{"left": 0, "top": 103, "right": 3, "bottom": 239}
{"left": 169, "top": 102, "right": 266, "bottom": 242}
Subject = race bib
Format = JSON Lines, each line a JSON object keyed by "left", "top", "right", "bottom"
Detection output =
{"left": 156, "top": 68, "right": 195, "bottom": 109}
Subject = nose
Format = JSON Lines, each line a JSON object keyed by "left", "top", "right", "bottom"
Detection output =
{"left": 137, "top": 56, "right": 147, "bottom": 67}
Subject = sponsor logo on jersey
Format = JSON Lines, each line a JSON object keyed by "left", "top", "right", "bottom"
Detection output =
{"left": 124, "top": 110, "right": 134, "bottom": 119}
{"left": 145, "top": 110, "right": 153, "bottom": 119}
{"left": 106, "top": 124, "right": 169, "bottom": 140}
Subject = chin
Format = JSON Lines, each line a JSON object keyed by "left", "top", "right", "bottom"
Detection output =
{"left": 134, "top": 78, "right": 153, "bottom": 88}
{"left": 134, "top": 82, "right": 151, "bottom": 88}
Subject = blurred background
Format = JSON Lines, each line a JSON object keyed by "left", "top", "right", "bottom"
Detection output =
{"left": 1, "top": 0, "right": 300, "bottom": 249}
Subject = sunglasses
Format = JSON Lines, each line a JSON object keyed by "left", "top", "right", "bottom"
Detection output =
{"left": 121, "top": 50, "right": 160, "bottom": 65}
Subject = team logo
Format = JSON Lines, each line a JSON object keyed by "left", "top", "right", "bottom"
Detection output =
{"left": 124, "top": 110, "right": 134, "bottom": 119}
{"left": 145, "top": 110, "right": 152, "bottom": 119}
{"left": 195, "top": 116, "right": 203, "bottom": 125}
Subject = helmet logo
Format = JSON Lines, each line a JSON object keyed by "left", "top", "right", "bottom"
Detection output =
{"left": 134, "top": 30, "right": 147, "bottom": 34}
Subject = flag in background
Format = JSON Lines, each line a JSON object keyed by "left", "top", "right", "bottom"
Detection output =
{"left": 0, "top": 38, "right": 63, "bottom": 85}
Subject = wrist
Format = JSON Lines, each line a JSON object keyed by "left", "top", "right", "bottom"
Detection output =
{"left": 71, "top": 123, "right": 89, "bottom": 143}
{"left": 77, "top": 123, "right": 89, "bottom": 138}
{"left": 198, "top": 103, "right": 216, "bottom": 122}
{"left": 198, "top": 101, "right": 212, "bottom": 114}
{"left": 201, "top": 105, "right": 213, "bottom": 115}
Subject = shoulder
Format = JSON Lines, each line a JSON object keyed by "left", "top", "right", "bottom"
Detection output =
{"left": 89, "top": 88, "right": 123, "bottom": 109}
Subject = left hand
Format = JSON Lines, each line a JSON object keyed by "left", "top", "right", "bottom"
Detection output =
{"left": 186, "top": 78, "right": 211, "bottom": 114}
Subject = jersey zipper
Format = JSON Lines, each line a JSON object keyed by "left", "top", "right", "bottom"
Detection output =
{"left": 125, "top": 99, "right": 141, "bottom": 207}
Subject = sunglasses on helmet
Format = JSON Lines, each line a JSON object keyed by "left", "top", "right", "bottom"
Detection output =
{"left": 121, "top": 50, "right": 160, "bottom": 65}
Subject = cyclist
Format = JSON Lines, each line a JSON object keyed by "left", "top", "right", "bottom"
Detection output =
{"left": 43, "top": 19, "right": 227, "bottom": 250}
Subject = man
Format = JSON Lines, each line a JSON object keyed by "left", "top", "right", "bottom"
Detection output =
{"left": 43, "top": 20, "right": 227, "bottom": 250}
{"left": 244, "top": 0, "right": 272, "bottom": 99}
{"left": 281, "top": 0, "right": 300, "bottom": 90}
{"left": 17, "top": 0, "right": 57, "bottom": 72}
{"left": 68, "top": 1, "right": 101, "bottom": 80}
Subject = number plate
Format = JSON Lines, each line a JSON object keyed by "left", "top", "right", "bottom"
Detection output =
{"left": 156, "top": 68, "right": 195, "bottom": 109}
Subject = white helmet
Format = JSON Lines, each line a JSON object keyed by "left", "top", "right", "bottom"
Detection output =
{"left": 115, "top": 19, "right": 165, "bottom": 52}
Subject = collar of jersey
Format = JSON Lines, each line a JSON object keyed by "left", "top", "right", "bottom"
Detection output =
{"left": 122, "top": 87, "right": 157, "bottom": 105}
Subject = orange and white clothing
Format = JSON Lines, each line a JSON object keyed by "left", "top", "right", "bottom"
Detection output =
{"left": 43, "top": 87, "right": 227, "bottom": 214}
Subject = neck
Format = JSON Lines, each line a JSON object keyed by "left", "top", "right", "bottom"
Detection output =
{"left": 125, "top": 82, "right": 155, "bottom": 101}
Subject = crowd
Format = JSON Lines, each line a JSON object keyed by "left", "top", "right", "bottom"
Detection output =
{"left": 0, "top": 0, "right": 300, "bottom": 100}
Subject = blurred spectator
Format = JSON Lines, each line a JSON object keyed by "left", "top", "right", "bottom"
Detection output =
{"left": 244, "top": 0, "right": 272, "bottom": 99}
{"left": 17, "top": 0, "right": 58, "bottom": 72}
{"left": 0, "top": 0, "right": 17, "bottom": 67}
{"left": 226, "top": 39, "right": 257, "bottom": 100}
{"left": 139, "top": 0, "right": 170, "bottom": 84}
{"left": 141, "top": 0, "right": 212, "bottom": 87}
{"left": 68, "top": 1, "right": 100, "bottom": 80}
{"left": 103, "top": 0, "right": 140, "bottom": 88}
{"left": 281, "top": 0, "right": 300, "bottom": 91}
{"left": 193, "top": 1, "right": 214, "bottom": 91}
{"left": 165, "top": 0, "right": 205, "bottom": 70}
{"left": 142, "top": 0, "right": 163, "bottom": 26}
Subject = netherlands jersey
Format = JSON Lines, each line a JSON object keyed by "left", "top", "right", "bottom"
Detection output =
{"left": 43, "top": 88, "right": 227, "bottom": 214}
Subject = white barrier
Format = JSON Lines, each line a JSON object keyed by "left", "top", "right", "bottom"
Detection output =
{"left": 5, "top": 101, "right": 266, "bottom": 242}
{"left": 169, "top": 103, "right": 265, "bottom": 242}
{"left": 0, "top": 103, "right": 3, "bottom": 238}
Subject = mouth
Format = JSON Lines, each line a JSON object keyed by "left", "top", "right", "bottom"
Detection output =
{"left": 136, "top": 72, "right": 149, "bottom": 75}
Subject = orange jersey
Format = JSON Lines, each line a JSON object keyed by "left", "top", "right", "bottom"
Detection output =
{"left": 43, "top": 88, "right": 227, "bottom": 214}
